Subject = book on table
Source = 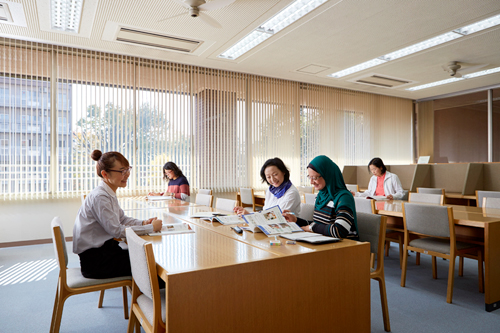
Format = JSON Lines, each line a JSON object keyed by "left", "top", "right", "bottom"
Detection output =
{"left": 241, "top": 205, "right": 302, "bottom": 236}
{"left": 149, "top": 223, "right": 194, "bottom": 236}
{"left": 280, "top": 232, "right": 341, "bottom": 244}
{"left": 366, "top": 195, "right": 387, "bottom": 200}
{"left": 189, "top": 211, "right": 225, "bottom": 218}
{"left": 200, "top": 215, "right": 246, "bottom": 225}
{"left": 147, "top": 195, "right": 172, "bottom": 201}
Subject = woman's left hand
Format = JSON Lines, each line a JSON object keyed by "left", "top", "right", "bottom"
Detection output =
{"left": 301, "top": 225, "right": 312, "bottom": 232}
{"left": 387, "top": 194, "right": 394, "bottom": 200}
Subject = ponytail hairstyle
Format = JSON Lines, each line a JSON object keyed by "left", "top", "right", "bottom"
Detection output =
{"left": 91, "top": 150, "right": 129, "bottom": 178}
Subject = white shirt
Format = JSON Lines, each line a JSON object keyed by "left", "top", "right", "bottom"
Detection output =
{"left": 73, "top": 181, "right": 154, "bottom": 254}
{"left": 264, "top": 183, "right": 301, "bottom": 215}
{"left": 356, "top": 171, "right": 404, "bottom": 200}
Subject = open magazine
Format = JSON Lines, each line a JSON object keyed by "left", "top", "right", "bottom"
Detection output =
{"left": 280, "top": 232, "right": 340, "bottom": 244}
{"left": 147, "top": 195, "right": 173, "bottom": 201}
{"left": 365, "top": 195, "right": 387, "bottom": 200}
{"left": 149, "top": 223, "right": 194, "bottom": 236}
{"left": 201, "top": 215, "right": 246, "bottom": 225}
{"left": 241, "top": 205, "right": 302, "bottom": 236}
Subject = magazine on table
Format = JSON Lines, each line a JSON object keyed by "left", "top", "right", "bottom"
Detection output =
{"left": 241, "top": 205, "right": 302, "bottom": 236}
{"left": 200, "top": 215, "right": 246, "bottom": 225}
{"left": 149, "top": 223, "right": 194, "bottom": 236}
{"left": 280, "top": 232, "right": 341, "bottom": 244}
{"left": 189, "top": 211, "right": 225, "bottom": 218}
{"left": 365, "top": 195, "right": 387, "bottom": 200}
{"left": 147, "top": 195, "right": 173, "bottom": 201}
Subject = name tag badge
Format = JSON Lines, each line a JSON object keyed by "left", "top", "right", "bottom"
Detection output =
{"left": 327, "top": 201, "right": 334, "bottom": 208}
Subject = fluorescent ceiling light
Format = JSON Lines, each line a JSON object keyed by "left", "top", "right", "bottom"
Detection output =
{"left": 51, "top": 0, "right": 83, "bottom": 33}
{"left": 380, "top": 32, "right": 462, "bottom": 61}
{"left": 406, "top": 66, "right": 500, "bottom": 91}
{"left": 454, "top": 14, "right": 500, "bottom": 35}
{"left": 328, "top": 58, "right": 387, "bottom": 78}
{"left": 218, "top": 0, "right": 328, "bottom": 60}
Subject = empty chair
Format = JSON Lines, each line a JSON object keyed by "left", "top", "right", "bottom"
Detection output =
{"left": 417, "top": 187, "right": 445, "bottom": 195}
{"left": 297, "top": 186, "right": 314, "bottom": 194}
{"left": 408, "top": 192, "right": 444, "bottom": 205}
{"left": 401, "top": 203, "right": 483, "bottom": 303}
{"left": 400, "top": 190, "right": 409, "bottom": 201}
{"left": 298, "top": 203, "right": 314, "bottom": 220}
{"left": 304, "top": 193, "right": 316, "bottom": 205}
{"left": 216, "top": 198, "right": 237, "bottom": 212}
{"left": 198, "top": 189, "right": 212, "bottom": 195}
{"left": 346, "top": 184, "right": 359, "bottom": 193}
{"left": 483, "top": 197, "right": 500, "bottom": 209}
{"left": 126, "top": 228, "right": 166, "bottom": 333}
{"left": 357, "top": 212, "right": 390, "bottom": 332}
{"left": 476, "top": 190, "right": 500, "bottom": 207}
{"left": 354, "top": 197, "right": 375, "bottom": 214}
{"left": 240, "top": 187, "right": 262, "bottom": 212}
{"left": 195, "top": 193, "right": 213, "bottom": 207}
{"left": 50, "top": 217, "right": 131, "bottom": 333}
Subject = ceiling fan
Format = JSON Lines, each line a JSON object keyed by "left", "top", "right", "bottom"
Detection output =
{"left": 158, "top": 0, "right": 236, "bottom": 29}
{"left": 441, "top": 61, "right": 488, "bottom": 78}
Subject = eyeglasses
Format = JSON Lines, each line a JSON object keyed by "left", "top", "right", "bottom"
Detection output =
{"left": 108, "top": 166, "right": 132, "bottom": 176}
{"left": 307, "top": 175, "right": 322, "bottom": 181}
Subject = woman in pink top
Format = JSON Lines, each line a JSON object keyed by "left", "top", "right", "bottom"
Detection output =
{"left": 353, "top": 157, "right": 404, "bottom": 200}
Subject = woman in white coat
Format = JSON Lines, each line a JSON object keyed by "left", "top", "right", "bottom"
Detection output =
{"left": 353, "top": 157, "right": 404, "bottom": 200}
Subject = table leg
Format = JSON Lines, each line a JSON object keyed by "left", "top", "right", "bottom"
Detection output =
{"left": 485, "top": 221, "right": 500, "bottom": 312}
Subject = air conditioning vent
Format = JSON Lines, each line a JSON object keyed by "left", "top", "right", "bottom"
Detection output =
{"left": 349, "top": 74, "right": 415, "bottom": 89}
{"left": 0, "top": 3, "right": 13, "bottom": 22}
{"left": 116, "top": 28, "right": 202, "bottom": 53}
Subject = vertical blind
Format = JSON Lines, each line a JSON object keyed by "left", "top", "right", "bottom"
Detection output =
{"left": 0, "top": 37, "right": 413, "bottom": 200}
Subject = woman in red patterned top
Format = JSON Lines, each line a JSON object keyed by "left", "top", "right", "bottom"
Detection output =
{"left": 149, "top": 162, "right": 190, "bottom": 201}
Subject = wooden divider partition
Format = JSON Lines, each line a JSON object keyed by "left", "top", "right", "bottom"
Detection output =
{"left": 343, "top": 162, "right": 500, "bottom": 199}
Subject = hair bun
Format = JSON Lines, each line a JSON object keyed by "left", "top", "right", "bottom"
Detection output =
{"left": 90, "top": 150, "right": 102, "bottom": 161}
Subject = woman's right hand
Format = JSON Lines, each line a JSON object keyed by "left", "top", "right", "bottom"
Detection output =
{"left": 148, "top": 192, "right": 161, "bottom": 196}
{"left": 282, "top": 211, "right": 297, "bottom": 223}
{"left": 233, "top": 206, "right": 249, "bottom": 216}
{"left": 152, "top": 219, "right": 163, "bottom": 232}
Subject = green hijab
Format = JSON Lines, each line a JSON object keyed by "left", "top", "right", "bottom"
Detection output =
{"left": 309, "top": 155, "right": 357, "bottom": 224}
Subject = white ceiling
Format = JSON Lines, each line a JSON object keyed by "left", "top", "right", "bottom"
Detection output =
{"left": 1, "top": 0, "right": 500, "bottom": 100}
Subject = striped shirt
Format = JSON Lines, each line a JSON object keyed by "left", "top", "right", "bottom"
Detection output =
{"left": 296, "top": 200, "right": 358, "bottom": 240}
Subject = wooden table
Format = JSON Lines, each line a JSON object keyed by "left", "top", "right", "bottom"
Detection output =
{"left": 119, "top": 196, "right": 198, "bottom": 211}
{"left": 132, "top": 205, "right": 370, "bottom": 332}
{"left": 374, "top": 200, "right": 500, "bottom": 312}
{"left": 445, "top": 192, "right": 477, "bottom": 206}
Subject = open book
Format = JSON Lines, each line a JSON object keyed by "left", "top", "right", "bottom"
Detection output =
{"left": 242, "top": 205, "right": 302, "bottom": 236}
{"left": 366, "top": 195, "right": 387, "bottom": 200}
{"left": 189, "top": 212, "right": 225, "bottom": 218}
{"left": 280, "top": 232, "right": 340, "bottom": 244}
{"left": 201, "top": 215, "right": 246, "bottom": 225}
{"left": 147, "top": 195, "right": 172, "bottom": 201}
{"left": 149, "top": 223, "right": 194, "bottom": 236}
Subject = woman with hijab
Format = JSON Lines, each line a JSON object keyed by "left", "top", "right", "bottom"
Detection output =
{"left": 234, "top": 157, "right": 301, "bottom": 215}
{"left": 283, "top": 155, "right": 358, "bottom": 240}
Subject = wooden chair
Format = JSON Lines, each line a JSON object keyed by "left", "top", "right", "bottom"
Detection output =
{"left": 240, "top": 187, "right": 262, "bottom": 211}
{"left": 126, "top": 228, "right": 166, "bottom": 333}
{"left": 198, "top": 189, "right": 212, "bottom": 195}
{"left": 408, "top": 192, "right": 444, "bottom": 205}
{"left": 346, "top": 184, "right": 359, "bottom": 193}
{"left": 400, "top": 203, "right": 484, "bottom": 303}
{"left": 50, "top": 217, "right": 131, "bottom": 333}
{"left": 297, "top": 186, "right": 314, "bottom": 194}
{"left": 417, "top": 187, "right": 445, "bottom": 195}
{"left": 216, "top": 198, "right": 237, "bottom": 212}
{"left": 357, "top": 212, "right": 390, "bottom": 332}
{"left": 476, "top": 190, "right": 500, "bottom": 207}
{"left": 195, "top": 193, "right": 213, "bottom": 207}
{"left": 483, "top": 197, "right": 500, "bottom": 209}
{"left": 304, "top": 193, "right": 316, "bottom": 205}
{"left": 354, "top": 197, "right": 376, "bottom": 214}
{"left": 298, "top": 203, "right": 314, "bottom": 220}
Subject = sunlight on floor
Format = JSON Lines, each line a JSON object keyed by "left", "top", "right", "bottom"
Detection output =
{"left": 0, "top": 259, "right": 57, "bottom": 286}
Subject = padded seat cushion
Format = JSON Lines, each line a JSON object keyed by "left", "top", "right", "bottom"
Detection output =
{"left": 137, "top": 289, "right": 166, "bottom": 324}
{"left": 66, "top": 268, "right": 131, "bottom": 288}
{"left": 409, "top": 237, "right": 476, "bottom": 255}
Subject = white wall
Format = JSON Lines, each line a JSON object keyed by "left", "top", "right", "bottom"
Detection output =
{"left": 0, "top": 198, "right": 81, "bottom": 244}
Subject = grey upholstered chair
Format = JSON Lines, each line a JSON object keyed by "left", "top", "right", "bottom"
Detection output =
{"left": 304, "top": 193, "right": 316, "bottom": 205}
{"left": 354, "top": 197, "right": 375, "bottom": 214}
{"left": 346, "top": 184, "right": 359, "bottom": 193}
{"left": 216, "top": 198, "right": 237, "bottom": 212}
{"left": 50, "top": 217, "right": 131, "bottom": 333}
{"left": 357, "top": 212, "right": 390, "bottom": 332}
{"left": 195, "top": 193, "right": 213, "bottom": 207}
{"left": 298, "top": 203, "right": 314, "bottom": 220}
{"left": 401, "top": 203, "right": 483, "bottom": 303}
{"left": 297, "top": 186, "right": 314, "bottom": 194}
{"left": 239, "top": 187, "right": 262, "bottom": 211}
{"left": 483, "top": 197, "right": 500, "bottom": 209}
{"left": 417, "top": 187, "right": 445, "bottom": 195}
{"left": 126, "top": 228, "right": 166, "bottom": 333}
{"left": 408, "top": 192, "right": 444, "bottom": 205}
{"left": 198, "top": 189, "right": 212, "bottom": 195}
{"left": 476, "top": 190, "right": 500, "bottom": 207}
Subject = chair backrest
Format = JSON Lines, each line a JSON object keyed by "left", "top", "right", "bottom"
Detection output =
{"left": 483, "top": 197, "right": 500, "bottom": 209}
{"left": 357, "top": 212, "right": 387, "bottom": 265}
{"left": 51, "top": 217, "right": 69, "bottom": 269}
{"left": 198, "top": 189, "right": 212, "bottom": 195}
{"left": 417, "top": 187, "right": 445, "bottom": 195}
{"left": 239, "top": 188, "right": 255, "bottom": 206}
{"left": 297, "top": 186, "right": 314, "bottom": 194}
{"left": 216, "top": 198, "right": 237, "bottom": 212}
{"left": 403, "top": 202, "right": 452, "bottom": 238}
{"left": 195, "top": 193, "right": 213, "bottom": 207}
{"left": 354, "top": 197, "right": 375, "bottom": 214}
{"left": 401, "top": 190, "right": 409, "bottom": 201}
{"left": 477, "top": 190, "right": 500, "bottom": 207}
{"left": 346, "top": 184, "right": 359, "bottom": 193}
{"left": 408, "top": 192, "right": 444, "bottom": 205}
{"left": 304, "top": 193, "right": 316, "bottom": 205}
{"left": 298, "top": 203, "right": 314, "bottom": 220}
{"left": 126, "top": 228, "right": 157, "bottom": 301}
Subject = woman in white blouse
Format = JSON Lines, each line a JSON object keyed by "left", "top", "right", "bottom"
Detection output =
{"left": 73, "top": 150, "right": 162, "bottom": 279}
{"left": 234, "top": 157, "right": 301, "bottom": 215}
{"left": 354, "top": 157, "right": 404, "bottom": 200}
